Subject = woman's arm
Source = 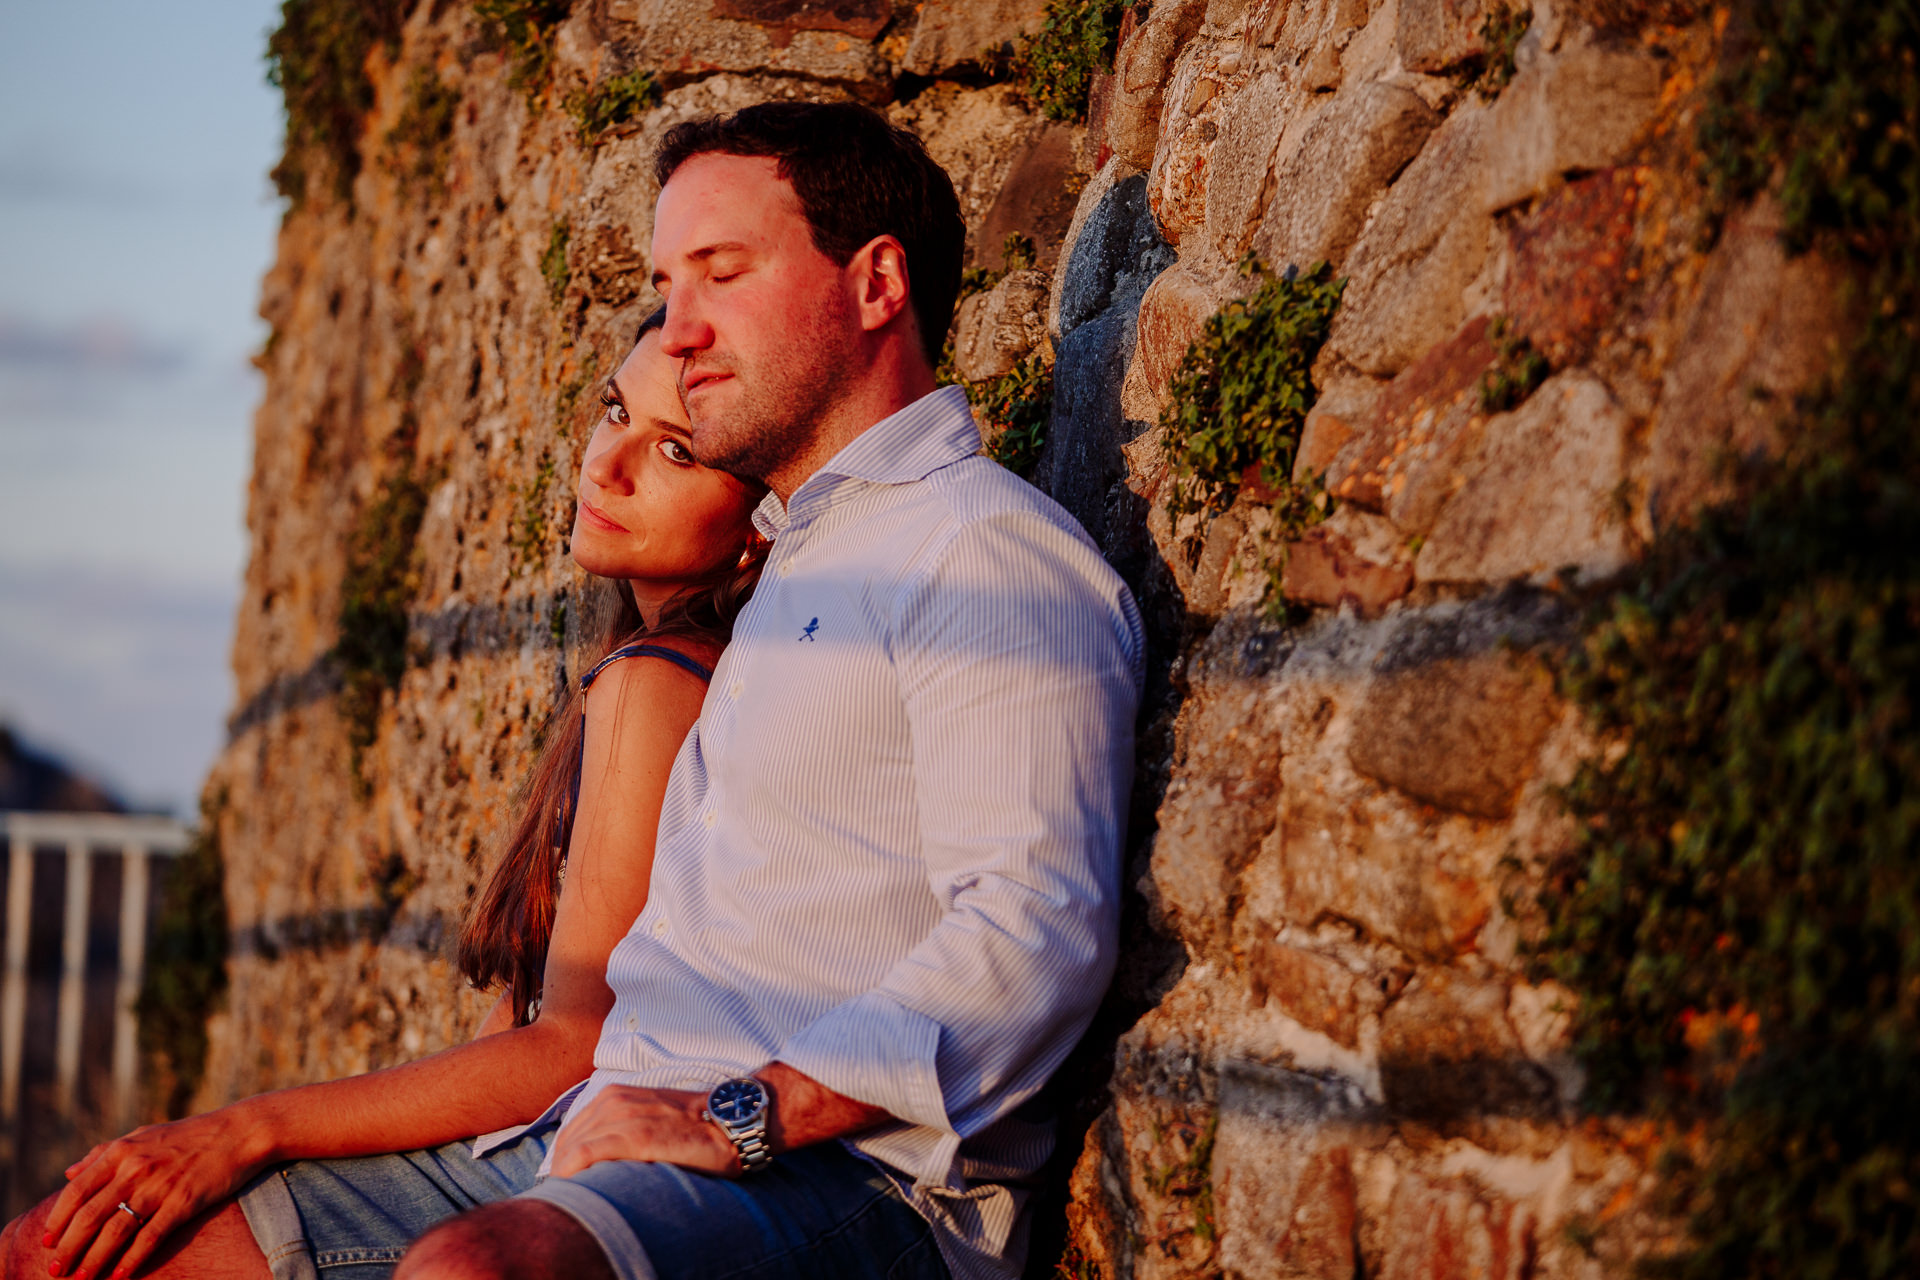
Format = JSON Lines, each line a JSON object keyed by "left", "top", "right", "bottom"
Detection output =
{"left": 41, "top": 653, "right": 712, "bottom": 1280}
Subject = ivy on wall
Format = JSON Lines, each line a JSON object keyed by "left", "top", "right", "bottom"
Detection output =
{"left": 267, "top": 0, "right": 412, "bottom": 203}
{"left": 1539, "top": 1, "right": 1920, "bottom": 1275}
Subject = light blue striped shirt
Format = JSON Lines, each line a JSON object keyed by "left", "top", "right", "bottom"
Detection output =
{"left": 546, "top": 386, "right": 1143, "bottom": 1278}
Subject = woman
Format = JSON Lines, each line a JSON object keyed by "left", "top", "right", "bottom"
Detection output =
{"left": 7, "top": 308, "right": 766, "bottom": 1280}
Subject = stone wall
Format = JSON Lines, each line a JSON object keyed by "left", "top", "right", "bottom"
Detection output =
{"left": 205, "top": 0, "right": 1844, "bottom": 1274}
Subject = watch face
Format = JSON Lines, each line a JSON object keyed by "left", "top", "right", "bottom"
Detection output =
{"left": 708, "top": 1078, "right": 767, "bottom": 1125}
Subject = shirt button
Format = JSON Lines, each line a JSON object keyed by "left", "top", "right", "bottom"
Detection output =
{"left": 779, "top": 560, "right": 794, "bottom": 576}
{"left": 702, "top": 810, "right": 717, "bottom": 829}
{"left": 625, "top": 1013, "right": 638, "bottom": 1030}
{"left": 651, "top": 919, "right": 668, "bottom": 939}
{"left": 729, "top": 680, "right": 744, "bottom": 699}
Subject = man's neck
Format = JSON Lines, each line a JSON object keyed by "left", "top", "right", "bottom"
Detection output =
{"left": 764, "top": 344, "right": 939, "bottom": 504}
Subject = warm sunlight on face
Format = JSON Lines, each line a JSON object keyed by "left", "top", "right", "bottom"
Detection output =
{"left": 571, "top": 331, "right": 764, "bottom": 613}
{"left": 648, "top": 152, "right": 863, "bottom": 487}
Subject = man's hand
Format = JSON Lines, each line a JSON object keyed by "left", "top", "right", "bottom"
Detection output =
{"left": 548, "top": 1063, "right": 893, "bottom": 1180}
{"left": 548, "top": 1086, "right": 741, "bottom": 1179}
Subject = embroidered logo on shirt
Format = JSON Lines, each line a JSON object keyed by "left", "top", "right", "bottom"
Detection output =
{"left": 799, "top": 617, "right": 819, "bottom": 642}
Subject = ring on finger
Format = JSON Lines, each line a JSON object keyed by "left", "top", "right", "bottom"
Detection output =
{"left": 116, "top": 1201, "right": 147, "bottom": 1226}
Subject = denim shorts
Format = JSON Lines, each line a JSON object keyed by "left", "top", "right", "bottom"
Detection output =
{"left": 237, "top": 1124, "right": 947, "bottom": 1280}
{"left": 236, "top": 1123, "right": 552, "bottom": 1279}
{"left": 521, "top": 1140, "right": 950, "bottom": 1280}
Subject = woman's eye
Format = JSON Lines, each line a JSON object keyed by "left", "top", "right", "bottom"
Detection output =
{"left": 659, "top": 439, "right": 695, "bottom": 465}
{"left": 601, "top": 397, "right": 630, "bottom": 426}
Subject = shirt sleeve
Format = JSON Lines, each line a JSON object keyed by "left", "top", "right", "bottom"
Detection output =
{"left": 775, "top": 505, "right": 1144, "bottom": 1189}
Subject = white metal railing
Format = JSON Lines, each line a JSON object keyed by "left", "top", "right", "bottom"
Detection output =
{"left": 0, "top": 812, "right": 190, "bottom": 1143}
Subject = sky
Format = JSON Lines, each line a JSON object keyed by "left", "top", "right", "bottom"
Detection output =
{"left": 0, "top": 0, "right": 285, "bottom": 816}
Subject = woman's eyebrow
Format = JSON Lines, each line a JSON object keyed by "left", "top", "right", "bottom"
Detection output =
{"left": 601, "top": 377, "right": 625, "bottom": 403}
{"left": 651, "top": 418, "right": 693, "bottom": 440}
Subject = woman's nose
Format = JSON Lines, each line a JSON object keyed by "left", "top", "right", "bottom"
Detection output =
{"left": 582, "top": 436, "right": 637, "bottom": 495}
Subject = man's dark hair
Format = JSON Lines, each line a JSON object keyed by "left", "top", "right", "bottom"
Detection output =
{"left": 654, "top": 102, "right": 966, "bottom": 367}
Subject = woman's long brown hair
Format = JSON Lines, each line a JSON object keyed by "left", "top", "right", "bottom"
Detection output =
{"left": 455, "top": 554, "right": 765, "bottom": 1026}
{"left": 456, "top": 304, "right": 767, "bottom": 1025}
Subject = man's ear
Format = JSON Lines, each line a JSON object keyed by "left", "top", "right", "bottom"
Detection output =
{"left": 847, "top": 235, "right": 915, "bottom": 338}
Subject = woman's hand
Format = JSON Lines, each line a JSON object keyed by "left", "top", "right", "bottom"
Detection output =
{"left": 41, "top": 1105, "right": 274, "bottom": 1279}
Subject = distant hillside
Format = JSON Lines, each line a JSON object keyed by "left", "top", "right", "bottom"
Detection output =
{"left": 0, "top": 724, "right": 125, "bottom": 813}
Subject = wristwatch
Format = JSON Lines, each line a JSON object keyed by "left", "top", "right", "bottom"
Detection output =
{"left": 704, "top": 1077, "right": 774, "bottom": 1172}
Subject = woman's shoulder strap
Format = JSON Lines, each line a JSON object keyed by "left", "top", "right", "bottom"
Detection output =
{"left": 580, "top": 642, "right": 715, "bottom": 692}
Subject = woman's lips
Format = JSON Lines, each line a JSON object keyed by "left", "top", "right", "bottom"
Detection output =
{"left": 578, "top": 499, "right": 629, "bottom": 533}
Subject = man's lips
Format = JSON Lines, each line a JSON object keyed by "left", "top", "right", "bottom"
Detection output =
{"left": 683, "top": 368, "right": 731, "bottom": 396}
{"left": 578, "top": 498, "right": 629, "bottom": 533}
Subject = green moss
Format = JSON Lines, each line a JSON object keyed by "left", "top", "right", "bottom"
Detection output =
{"left": 135, "top": 789, "right": 230, "bottom": 1118}
{"left": 1698, "top": 0, "right": 1920, "bottom": 257}
{"left": 1015, "top": 0, "right": 1134, "bottom": 123}
{"left": 1157, "top": 260, "right": 1343, "bottom": 613}
{"left": 474, "top": 0, "right": 574, "bottom": 97}
{"left": 564, "top": 66, "right": 659, "bottom": 145}
{"left": 1161, "top": 260, "right": 1343, "bottom": 521}
{"left": 974, "top": 354, "right": 1052, "bottom": 479}
{"left": 1474, "top": 4, "right": 1533, "bottom": 95}
{"left": 510, "top": 447, "right": 561, "bottom": 569}
{"left": 1478, "top": 317, "right": 1550, "bottom": 413}
{"left": 541, "top": 219, "right": 571, "bottom": 308}
{"left": 382, "top": 65, "right": 462, "bottom": 197}
{"left": 335, "top": 465, "right": 431, "bottom": 791}
{"left": 266, "top": 0, "right": 411, "bottom": 204}
{"left": 1535, "top": 3, "right": 1920, "bottom": 1276}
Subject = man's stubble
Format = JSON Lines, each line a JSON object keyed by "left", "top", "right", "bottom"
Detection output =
{"left": 680, "top": 283, "right": 863, "bottom": 489}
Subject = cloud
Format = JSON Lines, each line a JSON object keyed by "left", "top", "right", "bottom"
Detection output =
{"left": 0, "top": 312, "right": 188, "bottom": 376}
{"left": 0, "top": 148, "right": 162, "bottom": 207}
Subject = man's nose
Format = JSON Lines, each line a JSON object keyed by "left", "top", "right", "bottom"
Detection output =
{"left": 658, "top": 291, "right": 712, "bottom": 359}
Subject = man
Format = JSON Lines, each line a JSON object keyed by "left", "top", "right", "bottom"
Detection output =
{"left": 400, "top": 100, "right": 1144, "bottom": 1280}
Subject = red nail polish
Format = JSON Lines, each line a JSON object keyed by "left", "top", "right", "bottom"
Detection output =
{"left": 40, "top": 1232, "right": 51, "bottom": 1248}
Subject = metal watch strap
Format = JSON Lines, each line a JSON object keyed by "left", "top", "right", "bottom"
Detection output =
{"left": 728, "top": 1124, "right": 773, "bottom": 1171}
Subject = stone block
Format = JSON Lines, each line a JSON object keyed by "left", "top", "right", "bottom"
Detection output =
{"left": 1041, "top": 169, "right": 1176, "bottom": 552}
{"left": 1346, "top": 596, "right": 1566, "bottom": 820}
{"left": 1295, "top": 376, "right": 1383, "bottom": 480}
{"left": 1147, "top": 41, "right": 1253, "bottom": 247}
{"left": 1482, "top": 34, "right": 1663, "bottom": 213}
{"left": 1379, "top": 971, "right": 1558, "bottom": 1127}
{"left": 1644, "top": 197, "right": 1849, "bottom": 531}
{"left": 1119, "top": 263, "right": 1229, "bottom": 422}
{"left": 1247, "top": 938, "right": 1383, "bottom": 1049}
{"left": 901, "top": 0, "right": 1051, "bottom": 76}
{"left": 1202, "top": 70, "right": 1312, "bottom": 262}
{"left": 1376, "top": 1167, "right": 1538, "bottom": 1280}
{"left": 1215, "top": 1061, "right": 1375, "bottom": 1280}
{"left": 1506, "top": 166, "right": 1643, "bottom": 366}
{"left": 888, "top": 84, "right": 1045, "bottom": 249}
{"left": 1415, "top": 370, "right": 1632, "bottom": 585}
{"left": 1325, "top": 316, "right": 1499, "bottom": 534}
{"left": 1279, "top": 526, "right": 1414, "bottom": 617}
{"left": 1253, "top": 81, "right": 1440, "bottom": 272}
{"left": 1108, "top": 0, "right": 1208, "bottom": 171}
{"left": 1398, "top": 0, "right": 1488, "bottom": 72}
{"left": 603, "top": 0, "right": 889, "bottom": 88}
{"left": 1278, "top": 783, "right": 1495, "bottom": 960}
{"left": 1327, "top": 101, "right": 1495, "bottom": 377}
{"left": 950, "top": 269, "right": 1051, "bottom": 383}
{"left": 972, "top": 121, "right": 1082, "bottom": 272}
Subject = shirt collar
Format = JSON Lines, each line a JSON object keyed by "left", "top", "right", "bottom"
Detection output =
{"left": 752, "top": 385, "right": 980, "bottom": 538}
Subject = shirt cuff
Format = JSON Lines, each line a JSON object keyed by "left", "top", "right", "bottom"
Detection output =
{"left": 775, "top": 993, "right": 962, "bottom": 1189}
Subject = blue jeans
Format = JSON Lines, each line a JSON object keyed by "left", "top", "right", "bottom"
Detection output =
{"left": 523, "top": 1142, "right": 951, "bottom": 1280}
{"left": 237, "top": 1122, "right": 949, "bottom": 1280}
